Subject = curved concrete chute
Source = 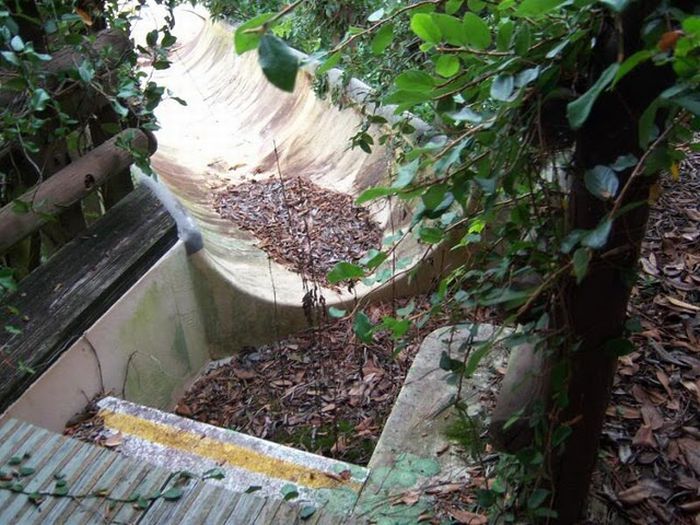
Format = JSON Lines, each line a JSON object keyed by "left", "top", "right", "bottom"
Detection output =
{"left": 140, "top": 8, "right": 455, "bottom": 352}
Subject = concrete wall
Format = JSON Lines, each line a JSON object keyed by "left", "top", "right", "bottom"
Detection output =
{"left": 1, "top": 242, "right": 209, "bottom": 432}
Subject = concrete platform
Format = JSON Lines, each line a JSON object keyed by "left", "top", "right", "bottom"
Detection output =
{"left": 97, "top": 397, "right": 369, "bottom": 510}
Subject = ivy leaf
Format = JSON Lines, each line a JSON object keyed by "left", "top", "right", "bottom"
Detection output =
{"left": 18, "top": 466, "right": 35, "bottom": 477}
{"left": 31, "top": 88, "right": 51, "bottom": 111}
{"left": 1, "top": 51, "right": 20, "bottom": 66}
{"left": 392, "top": 158, "right": 420, "bottom": 189}
{"left": 280, "top": 483, "right": 299, "bottom": 501}
{"left": 353, "top": 311, "right": 374, "bottom": 344}
{"left": 572, "top": 248, "right": 590, "bottom": 284}
{"left": 584, "top": 165, "right": 619, "bottom": 200}
{"left": 462, "top": 13, "right": 491, "bottom": 50}
{"left": 299, "top": 505, "right": 316, "bottom": 520}
{"left": 491, "top": 75, "right": 514, "bottom": 101}
{"left": 419, "top": 226, "right": 445, "bottom": 244}
{"left": 582, "top": 219, "right": 612, "bottom": 249}
{"left": 10, "top": 35, "right": 24, "bottom": 52}
{"left": 328, "top": 306, "right": 346, "bottom": 318}
{"left": 327, "top": 262, "right": 364, "bottom": 283}
{"left": 447, "top": 106, "right": 483, "bottom": 123}
{"left": 410, "top": 13, "right": 441, "bottom": 43}
{"left": 202, "top": 467, "right": 225, "bottom": 480}
{"left": 610, "top": 154, "right": 638, "bottom": 171}
{"left": 162, "top": 487, "right": 184, "bottom": 501}
{"left": 567, "top": 63, "right": 619, "bottom": 130}
{"left": 371, "top": 23, "right": 394, "bottom": 55}
{"left": 258, "top": 34, "right": 298, "bottom": 92}
{"left": 515, "top": 0, "right": 567, "bottom": 17}
{"left": 234, "top": 13, "right": 275, "bottom": 54}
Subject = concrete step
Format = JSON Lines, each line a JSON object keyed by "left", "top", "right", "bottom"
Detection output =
{"left": 96, "top": 397, "right": 369, "bottom": 512}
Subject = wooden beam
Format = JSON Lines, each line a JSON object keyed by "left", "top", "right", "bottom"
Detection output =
{"left": 0, "top": 184, "right": 177, "bottom": 414}
{"left": 0, "top": 128, "right": 155, "bottom": 254}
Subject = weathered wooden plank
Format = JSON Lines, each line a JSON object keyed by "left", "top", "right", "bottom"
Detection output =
{"left": 199, "top": 490, "right": 242, "bottom": 523}
{"left": 0, "top": 184, "right": 176, "bottom": 413}
{"left": 223, "top": 493, "right": 268, "bottom": 524}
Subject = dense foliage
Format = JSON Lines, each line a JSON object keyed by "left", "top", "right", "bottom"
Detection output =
{"left": 233, "top": 0, "right": 700, "bottom": 520}
{"left": 0, "top": 0, "right": 180, "bottom": 288}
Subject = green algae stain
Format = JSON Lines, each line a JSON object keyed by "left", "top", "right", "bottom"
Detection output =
{"left": 352, "top": 453, "right": 441, "bottom": 524}
{"left": 172, "top": 321, "right": 192, "bottom": 372}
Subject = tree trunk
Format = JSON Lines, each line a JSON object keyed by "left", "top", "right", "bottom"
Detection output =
{"left": 550, "top": 2, "right": 675, "bottom": 521}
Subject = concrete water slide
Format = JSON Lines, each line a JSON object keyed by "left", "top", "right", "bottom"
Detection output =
{"left": 141, "top": 7, "right": 450, "bottom": 354}
{"left": 1, "top": 7, "right": 462, "bottom": 430}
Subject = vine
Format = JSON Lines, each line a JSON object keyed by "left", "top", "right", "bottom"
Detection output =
{"left": 232, "top": 0, "right": 700, "bottom": 521}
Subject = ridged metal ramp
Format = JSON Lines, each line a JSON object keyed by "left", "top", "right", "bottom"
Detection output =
{"left": 0, "top": 418, "right": 362, "bottom": 524}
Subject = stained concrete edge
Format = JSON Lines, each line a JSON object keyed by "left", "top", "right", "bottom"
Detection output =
{"left": 369, "top": 324, "right": 510, "bottom": 477}
{"left": 97, "top": 396, "right": 369, "bottom": 508}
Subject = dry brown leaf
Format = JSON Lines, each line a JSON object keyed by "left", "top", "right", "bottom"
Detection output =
{"left": 618, "top": 479, "right": 667, "bottom": 505}
{"left": 232, "top": 368, "right": 256, "bottom": 380}
{"left": 667, "top": 296, "right": 700, "bottom": 312}
{"left": 641, "top": 404, "right": 664, "bottom": 430}
{"left": 75, "top": 7, "right": 93, "bottom": 26}
{"left": 632, "top": 424, "right": 656, "bottom": 448}
{"left": 658, "top": 30, "right": 684, "bottom": 51}
{"left": 449, "top": 509, "right": 488, "bottom": 524}
{"left": 103, "top": 432, "right": 123, "bottom": 448}
{"left": 678, "top": 438, "right": 700, "bottom": 476}
{"left": 394, "top": 490, "right": 421, "bottom": 507}
{"left": 655, "top": 369, "right": 673, "bottom": 398}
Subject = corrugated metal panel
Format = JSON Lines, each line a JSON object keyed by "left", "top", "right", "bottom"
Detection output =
{"left": 0, "top": 419, "right": 362, "bottom": 524}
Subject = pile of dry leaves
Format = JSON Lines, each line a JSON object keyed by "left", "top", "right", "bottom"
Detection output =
{"left": 589, "top": 151, "right": 700, "bottom": 524}
{"left": 176, "top": 297, "right": 450, "bottom": 465}
{"left": 213, "top": 176, "right": 383, "bottom": 283}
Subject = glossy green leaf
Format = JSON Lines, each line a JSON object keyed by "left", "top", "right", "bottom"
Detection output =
{"left": 395, "top": 70, "right": 435, "bottom": 92}
{"left": 435, "top": 54, "right": 460, "bottom": 77}
{"left": 410, "top": 13, "right": 441, "bottom": 43}
{"left": 584, "top": 165, "right": 619, "bottom": 199}
{"left": 371, "top": 23, "right": 394, "bottom": 55}
{"left": 353, "top": 311, "right": 374, "bottom": 343}
{"left": 328, "top": 306, "right": 346, "bottom": 318}
{"left": 491, "top": 75, "right": 514, "bottom": 101}
{"left": 317, "top": 52, "right": 341, "bottom": 75}
{"left": 162, "top": 487, "right": 183, "bottom": 501}
{"left": 356, "top": 187, "right": 393, "bottom": 204}
{"left": 327, "top": 262, "right": 364, "bottom": 283}
{"left": 462, "top": 13, "right": 491, "bottom": 49}
{"left": 281, "top": 483, "right": 299, "bottom": 500}
{"left": 234, "top": 13, "right": 275, "bottom": 54}
{"left": 567, "top": 63, "right": 619, "bottom": 129}
{"left": 258, "top": 34, "right": 298, "bottom": 92}
{"left": 433, "top": 14, "right": 464, "bottom": 46}
{"left": 515, "top": 0, "right": 567, "bottom": 17}
{"left": 392, "top": 158, "right": 420, "bottom": 189}
{"left": 31, "top": 88, "right": 50, "bottom": 111}
{"left": 582, "top": 219, "right": 612, "bottom": 249}
{"left": 572, "top": 248, "right": 590, "bottom": 284}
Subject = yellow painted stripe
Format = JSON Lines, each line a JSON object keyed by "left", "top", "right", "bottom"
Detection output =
{"left": 99, "top": 409, "right": 361, "bottom": 491}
